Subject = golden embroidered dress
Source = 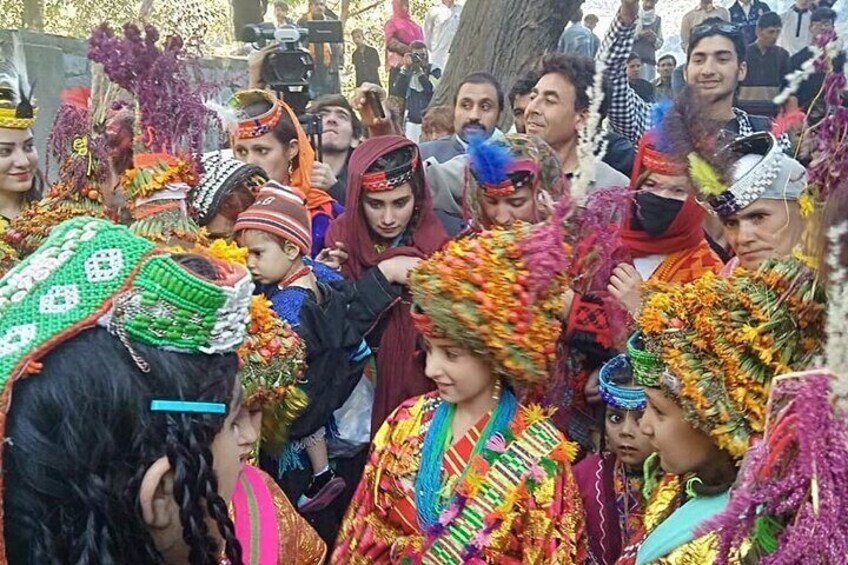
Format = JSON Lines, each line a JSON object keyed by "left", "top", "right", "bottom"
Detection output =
{"left": 333, "top": 392, "right": 587, "bottom": 564}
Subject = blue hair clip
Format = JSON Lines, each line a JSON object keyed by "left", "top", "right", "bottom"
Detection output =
{"left": 150, "top": 400, "right": 227, "bottom": 414}
{"left": 599, "top": 354, "right": 647, "bottom": 411}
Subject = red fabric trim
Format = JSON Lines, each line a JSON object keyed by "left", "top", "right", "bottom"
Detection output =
{"left": 630, "top": 131, "right": 687, "bottom": 186}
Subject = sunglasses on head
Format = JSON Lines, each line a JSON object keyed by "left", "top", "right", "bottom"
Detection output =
{"left": 690, "top": 21, "right": 742, "bottom": 40}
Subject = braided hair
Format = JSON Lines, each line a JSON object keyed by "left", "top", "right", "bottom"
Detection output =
{"left": 4, "top": 257, "right": 245, "bottom": 563}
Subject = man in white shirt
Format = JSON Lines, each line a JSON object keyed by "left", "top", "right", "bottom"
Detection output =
{"left": 424, "top": 0, "right": 463, "bottom": 74}
{"left": 778, "top": 0, "right": 815, "bottom": 55}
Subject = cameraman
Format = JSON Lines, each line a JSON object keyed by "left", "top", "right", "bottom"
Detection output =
{"left": 389, "top": 40, "right": 441, "bottom": 142}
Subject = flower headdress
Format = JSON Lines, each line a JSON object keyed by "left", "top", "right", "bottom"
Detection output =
{"left": 409, "top": 197, "right": 575, "bottom": 384}
{"left": 0, "top": 35, "right": 36, "bottom": 130}
{"left": 697, "top": 27, "right": 848, "bottom": 561}
{"left": 4, "top": 85, "right": 111, "bottom": 256}
{"left": 88, "top": 23, "right": 209, "bottom": 246}
{"left": 636, "top": 258, "right": 826, "bottom": 460}
{"left": 0, "top": 217, "right": 253, "bottom": 562}
{"left": 238, "top": 296, "right": 308, "bottom": 454}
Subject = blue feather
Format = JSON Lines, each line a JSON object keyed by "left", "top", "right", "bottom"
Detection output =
{"left": 468, "top": 134, "right": 514, "bottom": 185}
{"left": 652, "top": 99, "right": 673, "bottom": 152}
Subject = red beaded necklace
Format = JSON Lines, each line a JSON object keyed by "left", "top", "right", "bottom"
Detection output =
{"left": 278, "top": 265, "right": 312, "bottom": 288}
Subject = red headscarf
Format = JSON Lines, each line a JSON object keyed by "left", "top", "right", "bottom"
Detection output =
{"left": 325, "top": 135, "right": 448, "bottom": 429}
{"left": 621, "top": 131, "right": 706, "bottom": 257}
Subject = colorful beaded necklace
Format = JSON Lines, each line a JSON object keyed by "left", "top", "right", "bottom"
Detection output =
{"left": 415, "top": 387, "right": 517, "bottom": 530}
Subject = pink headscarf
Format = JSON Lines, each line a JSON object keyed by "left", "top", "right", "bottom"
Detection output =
{"left": 384, "top": 0, "right": 423, "bottom": 68}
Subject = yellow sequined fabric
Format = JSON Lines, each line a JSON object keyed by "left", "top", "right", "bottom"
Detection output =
{"left": 261, "top": 471, "right": 327, "bottom": 564}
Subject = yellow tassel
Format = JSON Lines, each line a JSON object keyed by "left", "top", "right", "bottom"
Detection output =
{"left": 688, "top": 152, "right": 727, "bottom": 197}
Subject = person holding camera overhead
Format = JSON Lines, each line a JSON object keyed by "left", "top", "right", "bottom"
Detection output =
{"left": 390, "top": 41, "right": 441, "bottom": 143}
{"left": 299, "top": 0, "right": 343, "bottom": 96}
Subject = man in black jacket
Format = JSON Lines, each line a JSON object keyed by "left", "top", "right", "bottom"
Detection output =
{"left": 352, "top": 28, "right": 382, "bottom": 87}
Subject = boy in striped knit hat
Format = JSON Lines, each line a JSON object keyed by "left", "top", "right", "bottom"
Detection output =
{"left": 234, "top": 182, "right": 399, "bottom": 529}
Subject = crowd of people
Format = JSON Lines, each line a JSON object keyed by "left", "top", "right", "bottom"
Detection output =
{"left": 0, "top": 0, "right": 846, "bottom": 563}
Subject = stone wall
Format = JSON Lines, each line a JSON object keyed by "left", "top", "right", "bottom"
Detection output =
{"left": 0, "top": 29, "right": 248, "bottom": 179}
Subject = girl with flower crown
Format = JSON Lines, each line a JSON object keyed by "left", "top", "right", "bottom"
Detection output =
{"left": 573, "top": 353, "right": 653, "bottom": 565}
{"left": 615, "top": 258, "right": 825, "bottom": 564}
{"left": 333, "top": 206, "right": 587, "bottom": 563}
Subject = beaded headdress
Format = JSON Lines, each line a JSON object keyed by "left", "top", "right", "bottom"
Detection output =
{"left": 410, "top": 198, "right": 574, "bottom": 384}
{"left": 637, "top": 259, "right": 826, "bottom": 460}
{"left": 0, "top": 36, "right": 36, "bottom": 130}
{"left": 0, "top": 217, "right": 253, "bottom": 560}
{"left": 191, "top": 152, "right": 267, "bottom": 225}
{"left": 598, "top": 353, "right": 646, "bottom": 411}
{"left": 239, "top": 296, "right": 308, "bottom": 454}
{"left": 360, "top": 146, "right": 421, "bottom": 192}
{"left": 88, "top": 23, "right": 209, "bottom": 246}
{"left": 689, "top": 132, "right": 806, "bottom": 218}
{"left": 464, "top": 134, "right": 567, "bottom": 227}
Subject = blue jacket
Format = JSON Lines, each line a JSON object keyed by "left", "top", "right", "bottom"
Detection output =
{"left": 729, "top": 0, "right": 772, "bottom": 46}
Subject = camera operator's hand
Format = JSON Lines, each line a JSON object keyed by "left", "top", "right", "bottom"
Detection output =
{"left": 247, "top": 44, "right": 277, "bottom": 89}
{"left": 350, "top": 83, "right": 395, "bottom": 136}
{"left": 309, "top": 161, "right": 338, "bottom": 192}
{"left": 402, "top": 53, "right": 414, "bottom": 69}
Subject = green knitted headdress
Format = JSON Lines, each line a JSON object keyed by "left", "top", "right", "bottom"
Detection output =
{"left": 0, "top": 216, "right": 254, "bottom": 555}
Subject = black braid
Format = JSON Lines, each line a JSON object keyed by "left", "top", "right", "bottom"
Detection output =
{"left": 201, "top": 453, "right": 243, "bottom": 565}
{"left": 165, "top": 416, "right": 219, "bottom": 565}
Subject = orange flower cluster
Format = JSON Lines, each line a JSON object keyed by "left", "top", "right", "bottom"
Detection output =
{"left": 410, "top": 224, "right": 570, "bottom": 385}
{"left": 121, "top": 153, "right": 199, "bottom": 207}
{"left": 239, "top": 296, "right": 308, "bottom": 452}
{"left": 5, "top": 195, "right": 106, "bottom": 255}
{"left": 638, "top": 259, "right": 826, "bottom": 459}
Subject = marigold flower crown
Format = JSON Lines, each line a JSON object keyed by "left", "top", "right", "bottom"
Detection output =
{"left": 409, "top": 218, "right": 572, "bottom": 385}
{"left": 636, "top": 259, "right": 826, "bottom": 460}
{"left": 238, "top": 295, "right": 308, "bottom": 454}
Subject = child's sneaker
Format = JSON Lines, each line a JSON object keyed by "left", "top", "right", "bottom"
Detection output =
{"left": 297, "top": 468, "right": 346, "bottom": 513}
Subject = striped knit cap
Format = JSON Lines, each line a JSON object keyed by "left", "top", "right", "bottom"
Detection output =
{"left": 233, "top": 181, "right": 312, "bottom": 255}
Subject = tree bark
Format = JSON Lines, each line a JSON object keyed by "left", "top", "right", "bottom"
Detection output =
{"left": 431, "top": 0, "right": 582, "bottom": 130}
{"left": 22, "top": 0, "right": 44, "bottom": 31}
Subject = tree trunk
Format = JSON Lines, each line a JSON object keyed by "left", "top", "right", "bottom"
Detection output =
{"left": 431, "top": 0, "right": 582, "bottom": 131}
{"left": 22, "top": 0, "right": 44, "bottom": 31}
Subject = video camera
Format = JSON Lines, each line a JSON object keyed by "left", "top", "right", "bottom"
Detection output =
{"left": 241, "top": 20, "right": 343, "bottom": 115}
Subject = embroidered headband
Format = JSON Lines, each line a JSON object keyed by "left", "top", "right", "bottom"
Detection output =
{"left": 0, "top": 217, "right": 253, "bottom": 557}
{"left": 228, "top": 89, "right": 285, "bottom": 139}
{"left": 599, "top": 354, "right": 647, "bottom": 411}
{"left": 471, "top": 159, "right": 540, "bottom": 197}
{"left": 361, "top": 148, "right": 421, "bottom": 192}
{"left": 631, "top": 131, "right": 688, "bottom": 187}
